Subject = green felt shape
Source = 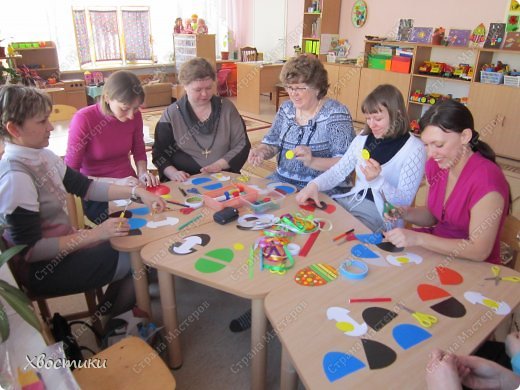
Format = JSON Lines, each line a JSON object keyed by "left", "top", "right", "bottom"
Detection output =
{"left": 194, "top": 248, "right": 234, "bottom": 273}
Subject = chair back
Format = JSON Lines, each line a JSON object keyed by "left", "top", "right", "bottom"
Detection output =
{"left": 49, "top": 104, "right": 77, "bottom": 122}
{"left": 501, "top": 214, "right": 520, "bottom": 270}
{"left": 240, "top": 46, "right": 258, "bottom": 62}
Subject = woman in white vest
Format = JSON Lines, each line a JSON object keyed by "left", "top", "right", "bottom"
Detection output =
{"left": 296, "top": 84, "right": 426, "bottom": 232}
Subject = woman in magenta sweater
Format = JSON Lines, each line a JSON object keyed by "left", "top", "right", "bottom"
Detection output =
{"left": 386, "top": 100, "right": 509, "bottom": 264}
{"left": 65, "top": 71, "right": 158, "bottom": 223}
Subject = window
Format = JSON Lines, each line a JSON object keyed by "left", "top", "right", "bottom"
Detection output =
{"left": 72, "top": 7, "right": 152, "bottom": 67}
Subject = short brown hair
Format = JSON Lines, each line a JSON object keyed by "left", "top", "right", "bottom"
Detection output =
{"left": 361, "top": 84, "right": 409, "bottom": 138}
{"left": 100, "top": 70, "right": 144, "bottom": 116}
{"left": 178, "top": 57, "right": 216, "bottom": 85}
{"left": 279, "top": 54, "right": 329, "bottom": 99}
{"left": 0, "top": 85, "right": 52, "bottom": 140}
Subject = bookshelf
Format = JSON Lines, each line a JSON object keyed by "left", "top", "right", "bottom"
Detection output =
{"left": 301, "top": 0, "right": 341, "bottom": 58}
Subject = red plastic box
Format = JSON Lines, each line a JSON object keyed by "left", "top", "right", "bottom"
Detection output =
{"left": 391, "top": 56, "right": 412, "bottom": 74}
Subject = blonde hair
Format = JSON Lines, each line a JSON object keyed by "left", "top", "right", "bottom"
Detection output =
{"left": 100, "top": 71, "right": 144, "bottom": 116}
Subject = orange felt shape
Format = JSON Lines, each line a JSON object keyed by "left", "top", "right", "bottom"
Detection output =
{"left": 435, "top": 266, "right": 463, "bottom": 285}
{"left": 417, "top": 284, "right": 451, "bottom": 301}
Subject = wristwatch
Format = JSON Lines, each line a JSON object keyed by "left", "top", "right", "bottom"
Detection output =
{"left": 130, "top": 185, "right": 139, "bottom": 201}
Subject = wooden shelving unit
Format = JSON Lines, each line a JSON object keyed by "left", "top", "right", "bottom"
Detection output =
{"left": 173, "top": 34, "right": 216, "bottom": 71}
{"left": 301, "top": 0, "right": 341, "bottom": 58}
{"left": 10, "top": 41, "right": 59, "bottom": 79}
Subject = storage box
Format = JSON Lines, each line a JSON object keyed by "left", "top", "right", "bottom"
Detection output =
{"left": 203, "top": 184, "right": 258, "bottom": 210}
{"left": 368, "top": 54, "right": 391, "bottom": 70}
{"left": 391, "top": 56, "right": 411, "bottom": 73}
{"left": 480, "top": 71, "right": 504, "bottom": 85}
{"left": 241, "top": 190, "right": 285, "bottom": 213}
{"left": 504, "top": 75, "right": 520, "bottom": 87}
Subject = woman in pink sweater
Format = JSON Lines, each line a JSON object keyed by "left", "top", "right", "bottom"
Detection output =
{"left": 65, "top": 71, "right": 158, "bottom": 223}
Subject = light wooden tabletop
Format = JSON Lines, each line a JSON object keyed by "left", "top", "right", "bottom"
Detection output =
{"left": 264, "top": 238, "right": 520, "bottom": 388}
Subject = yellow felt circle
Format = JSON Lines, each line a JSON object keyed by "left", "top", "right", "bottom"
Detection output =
{"left": 285, "top": 150, "right": 295, "bottom": 159}
{"left": 361, "top": 149, "right": 370, "bottom": 160}
{"left": 336, "top": 321, "right": 355, "bottom": 332}
{"left": 233, "top": 243, "right": 245, "bottom": 251}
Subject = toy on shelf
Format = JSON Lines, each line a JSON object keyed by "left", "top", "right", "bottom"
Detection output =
{"left": 174, "top": 17, "right": 184, "bottom": 34}
{"left": 418, "top": 61, "right": 432, "bottom": 74}
{"left": 469, "top": 23, "right": 486, "bottom": 47}
{"left": 432, "top": 27, "right": 445, "bottom": 45}
{"left": 197, "top": 19, "right": 208, "bottom": 34}
{"left": 410, "top": 119, "right": 420, "bottom": 134}
{"left": 410, "top": 89, "right": 426, "bottom": 103}
{"left": 184, "top": 18, "right": 194, "bottom": 34}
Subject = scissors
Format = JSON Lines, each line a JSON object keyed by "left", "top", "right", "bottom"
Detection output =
{"left": 484, "top": 266, "right": 520, "bottom": 286}
{"left": 398, "top": 304, "right": 438, "bottom": 328}
{"left": 379, "top": 189, "right": 402, "bottom": 218}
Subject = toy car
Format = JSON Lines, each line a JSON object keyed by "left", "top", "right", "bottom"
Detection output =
{"left": 429, "top": 62, "right": 444, "bottom": 75}
{"left": 418, "top": 61, "right": 432, "bottom": 74}
{"left": 410, "top": 89, "right": 426, "bottom": 103}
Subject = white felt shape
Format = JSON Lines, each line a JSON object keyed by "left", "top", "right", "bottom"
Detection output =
{"left": 464, "top": 291, "right": 511, "bottom": 315}
{"left": 386, "top": 252, "right": 423, "bottom": 267}
{"left": 211, "top": 173, "right": 231, "bottom": 181}
{"left": 363, "top": 257, "right": 389, "bottom": 267}
{"left": 146, "top": 217, "right": 180, "bottom": 229}
{"left": 113, "top": 199, "right": 131, "bottom": 207}
{"left": 326, "top": 306, "right": 368, "bottom": 337}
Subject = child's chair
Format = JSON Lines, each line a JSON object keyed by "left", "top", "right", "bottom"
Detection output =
{"left": 216, "top": 68, "right": 232, "bottom": 97}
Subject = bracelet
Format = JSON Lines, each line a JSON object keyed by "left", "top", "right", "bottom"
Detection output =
{"left": 131, "top": 185, "right": 139, "bottom": 200}
{"left": 339, "top": 259, "right": 368, "bottom": 280}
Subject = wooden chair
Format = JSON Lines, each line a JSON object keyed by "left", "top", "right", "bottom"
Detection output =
{"left": 501, "top": 214, "right": 520, "bottom": 270}
{"left": 49, "top": 104, "right": 77, "bottom": 122}
{"left": 274, "top": 83, "right": 289, "bottom": 111}
{"left": 240, "top": 46, "right": 258, "bottom": 62}
{"left": 73, "top": 336, "right": 176, "bottom": 389}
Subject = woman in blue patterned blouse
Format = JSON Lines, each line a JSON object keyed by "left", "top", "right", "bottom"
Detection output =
{"left": 248, "top": 54, "right": 356, "bottom": 195}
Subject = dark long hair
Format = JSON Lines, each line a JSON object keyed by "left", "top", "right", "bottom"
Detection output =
{"left": 419, "top": 99, "right": 496, "bottom": 163}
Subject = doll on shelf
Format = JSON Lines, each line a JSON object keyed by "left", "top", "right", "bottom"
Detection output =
{"left": 190, "top": 14, "right": 199, "bottom": 31}
{"left": 196, "top": 18, "right": 208, "bottom": 34}
{"left": 174, "top": 17, "right": 184, "bottom": 34}
{"left": 184, "top": 18, "right": 194, "bottom": 34}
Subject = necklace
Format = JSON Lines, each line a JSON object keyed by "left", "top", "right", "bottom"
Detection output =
{"left": 297, "top": 99, "right": 322, "bottom": 124}
{"left": 188, "top": 120, "right": 220, "bottom": 158}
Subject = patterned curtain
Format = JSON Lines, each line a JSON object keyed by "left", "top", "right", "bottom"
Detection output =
{"left": 72, "top": 10, "right": 91, "bottom": 65}
{"left": 90, "top": 10, "right": 121, "bottom": 62}
{"left": 122, "top": 9, "right": 152, "bottom": 61}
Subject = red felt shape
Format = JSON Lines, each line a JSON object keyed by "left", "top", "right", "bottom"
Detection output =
{"left": 299, "top": 200, "right": 336, "bottom": 214}
{"left": 435, "top": 266, "right": 463, "bottom": 285}
{"left": 146, "top": 184, "right": 170, "bottom": 195}
{"left": 180, "top": 207, "right": 196, "bottom": 215}
{"left": 417, "top": 284, "right": 451, "bottom": 301}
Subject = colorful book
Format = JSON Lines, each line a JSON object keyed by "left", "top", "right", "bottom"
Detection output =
{"left": 447, "top": 29, "right": 471, "bottom": 47}
{"left": 484, "top": 23, "right": 506, "bottom": 49}
{"left": 397, "top": 19, "right": 413, "bottom": 41}
{"left": 502, "top": 31, "right": 520, "bottom": 50}
{"left": 409, "top": 27, "right": 433, "bottom": 43}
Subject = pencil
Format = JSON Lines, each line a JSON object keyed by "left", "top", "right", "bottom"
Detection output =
{"left": 333, "top": 228, "right": 355, "bottom": 242}
{"left": 349, "top": 298, "right": 392, "bottom": 303}
{"left": 117, "top": 203, "right": 129, "bottom": 229}
{"left": 179, "top": 187, "right": 187, "bottom": 197}
{"left": 177, "top": 213, "right": 203, "bottom": 231}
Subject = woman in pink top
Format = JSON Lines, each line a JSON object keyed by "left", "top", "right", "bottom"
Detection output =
{"left": 65, "top": 71, "right": 158, "bottom": 223}
{"left": 386, "top": 100, "right": 509, "bottom": 263}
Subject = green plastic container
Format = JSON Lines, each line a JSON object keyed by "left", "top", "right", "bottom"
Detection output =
{"left": 368, "top": 54, "right": 391, "bottom": 70}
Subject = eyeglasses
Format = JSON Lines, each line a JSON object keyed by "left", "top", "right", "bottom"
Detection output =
{"left": 284, "top": 85, "right": 311, "bottom": 94}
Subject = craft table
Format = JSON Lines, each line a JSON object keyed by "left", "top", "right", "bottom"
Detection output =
{"left": 110, "top": 173, "right": 270, "bottom": 321}
{"left": 264, "top": 240, "right": 520, "bottom": 389}
{"left": 140, "top": 188, "right": 369, "bottom": 390}
{"left": 236, "top": 62, "right": 284, "bottom": 114}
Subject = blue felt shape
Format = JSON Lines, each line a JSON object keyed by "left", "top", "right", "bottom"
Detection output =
{"left": 392, "top": 324, "right": 432, "bottom": 350}
{"left": 191, "top": 177, "right": 212, "bottom": 185}
{"left": 355, "top": 232, "right": 383, "bottom": 244}
{"left": 351, "top": 244, "right": 379, "bottom": 258}
{"left": 128, "top": 218, "right": 147, "bottom": 230}
{"left": 203, "top": 182, "right": 223, "bottom": 190}
{"left": 129, "top": 207, "right": 150, "bottom": 215}
{"left": 275, "top": 185, "right": 296, "bottom": 194}
{"left": 323, "top": 352, "right": 365, "bottom": 382}
{"left": 187, "top": 188, "right": 200, "bottom": 194}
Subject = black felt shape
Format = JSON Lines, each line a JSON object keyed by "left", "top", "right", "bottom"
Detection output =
{"left": 362, "top": 307, "right": 398, "bottom": 331}
{"left": 362, "top": 338, "right": 397, "bottom": 369}
{"left": 109, "top": 210, "right": 133, "bottom": 219}
{"left": 128, "top": 229, "right": 142, "bottom": 236}
{"left": 376, "top": 242, "right": 404, "bottom": 252}
{"left": 430, "top": 297, "right": 467, "bottom": 318}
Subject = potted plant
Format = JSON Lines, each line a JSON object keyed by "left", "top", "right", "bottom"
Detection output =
{"left": 0, "top": 63, "right": 18, "bottom": 85}
{"left": 0, "top": 242, "right": 40, "bottom": 387}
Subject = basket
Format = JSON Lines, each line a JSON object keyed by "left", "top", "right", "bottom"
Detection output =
{"left": 504, "top": 75, "right": 520, "bottom": 87}
{"left": 480, "top": 71, "right": 504, "bottom": 85}
{"left": 241, "top": 189, "right": 285, "bottom": 213}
